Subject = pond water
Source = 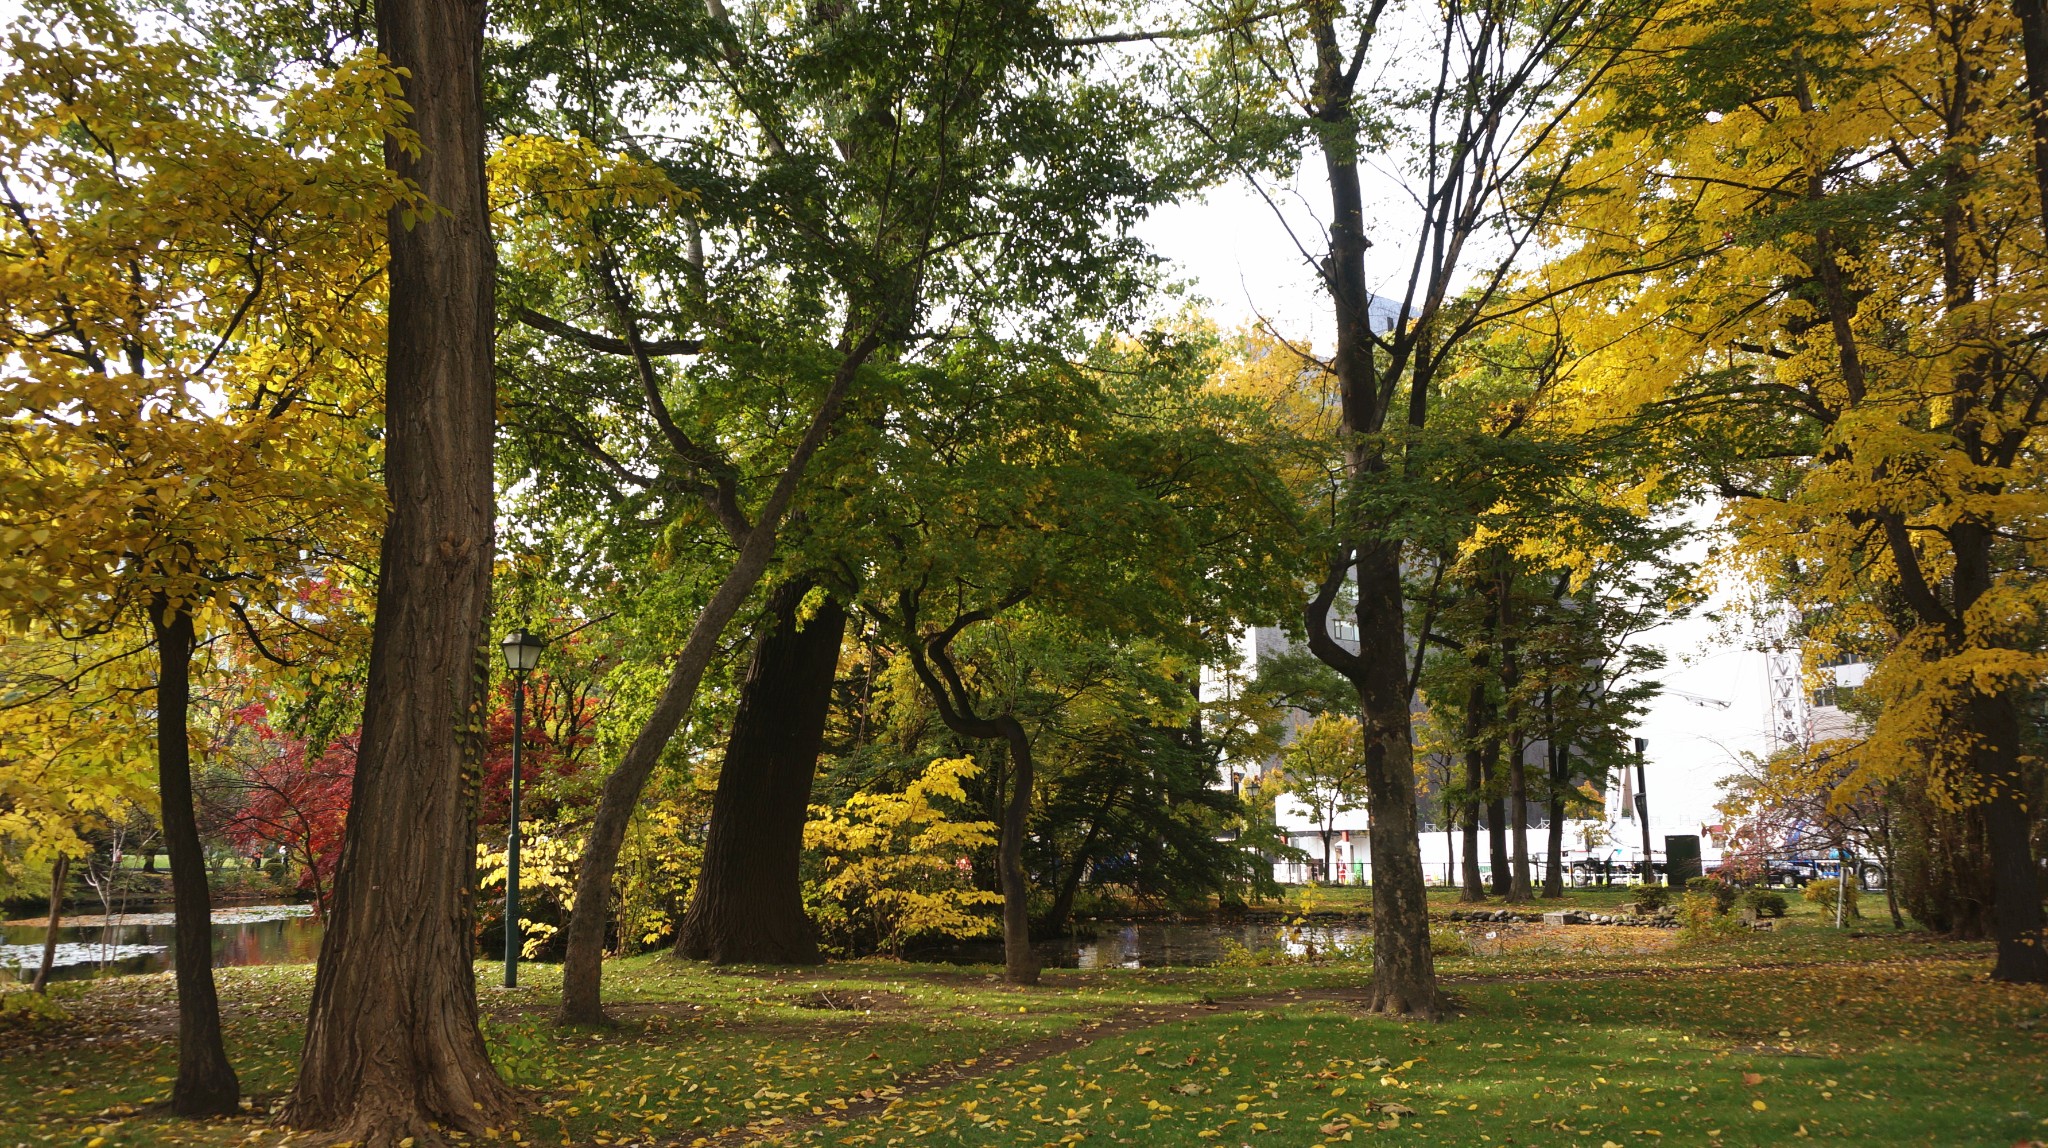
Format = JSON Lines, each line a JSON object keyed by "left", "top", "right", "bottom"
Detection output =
{"left": 2, "top": 907, "right": 1661, "bottom": 981}
{"left": 0, "top": 904, "right": 321, "bottom": 983}
{"left": 1055, "top": 920, "right": 1370, "bottom": 969}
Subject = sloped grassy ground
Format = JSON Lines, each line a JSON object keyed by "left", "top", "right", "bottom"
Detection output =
{"left": 2, "top": 910, "right": 2040, "bottom": 1148}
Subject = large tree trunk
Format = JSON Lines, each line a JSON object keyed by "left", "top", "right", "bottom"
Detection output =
{"left": 1542, "top": 742, "right": 1567, "bottom": 899}
{"left": 1484, "top": 744, "right": 1510, "bottom": 896}
{"left": 2017, "top": 0, "right": 2048, "bottom": 256}
{"left": 1459, "top": 683, "right": 1485, "bottom": 901}
{"left": 1506, "top": 740, "right": 1531, "bottom": 903}
{"left": 1974, "top": 689, "right": 2048, "bottom": 982}
{"left": 280, "top": 0, "right": 515, "bottom": 1137}
{"left": 31, "top": 854, "right": 68, "bottom": 993}
{"left": 1349, "top": 542, "right": 1438, "bottom": 1018}
{"left": 151, "top": 602, "right": 240, "bottom": 1115}
{"left": 675, "top": 583, "right": 846, "bottom": 965}
{"left": 1299, "top": 4, "right": 1434, "bottom": 1019}
{"left": 1499, "top": 565, "right": 1530, "bottom": 903}
{"left": 994, "top": 718, "right": 1041, "bottom": 985}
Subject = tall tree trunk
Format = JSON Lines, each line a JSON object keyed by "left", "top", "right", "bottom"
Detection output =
{"left": 280, "top": 0, "right": 515, "bottom": 1137}
{"left": 1499, "top": 564, "right": 1530, "bottom": 903}
{"left": 994, "top": 717, "right": 1041, "bottom": 984}
{"left": 1542, "top": 742, "right": 1566, "bottom": 899}
{"left": 1348, "top": 543, "right": 1437, "bottom": 1017}
{"left": 151, "top": 601, "right": 240, "bottom": 1115}
{"left": 1298, "top": 3, "right": 1435, "bottom": 1019}
{"left": 1505, "top": 740, "right": 1531, "bottom": 902}
{"left": 675, "top": 582, "right": 846, "bottom": 965}
{"left": 31, "top": 854, "right": 68, "bottom": 993}
{"left": 1459, "top": 683, "right": 1485, "bottom": 901}
{"left": 1974, "top": 688, "right": 2048, "bottom": 982}
{"left": 1484, "top": 743, "right": 1510, "bottom": 896}
{"left": 2016, "top": 0, "right": 2048, "bottom": 253}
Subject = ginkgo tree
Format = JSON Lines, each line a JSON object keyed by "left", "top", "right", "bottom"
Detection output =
{"left": 1545, "top": 0, "right": 2048, "bottom": 980}
{"left": 0, "top": 4, "right": 408, "bottom": 1111}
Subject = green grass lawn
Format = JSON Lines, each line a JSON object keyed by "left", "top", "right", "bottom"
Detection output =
{"left": 2, "top": 917, "right": 2039, "bottom": 1148}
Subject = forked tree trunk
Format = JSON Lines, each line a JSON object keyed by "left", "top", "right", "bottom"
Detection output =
{"left": 676, "top": 583, "right": 846, "bottom": 965}
{"left": 280, "top": 0, "right": 516, "bottom": 1137}
{"left": 556, "top": 337, "right": 875, "bottom": 1026}
{"left": 901, "top": 627, "right": 1040, "bottom": 986}
{"left": 1042, "top": 805, "right": 1111, "bottom": 935}
{"left": 1299, "top": 1, "right": 1439, "bottom": 1020}
{"left": 151, "top": 601, "right": 240, "bottom": 1115}
{"left": 32, "top": 854, "right": 68, "bottom": 993}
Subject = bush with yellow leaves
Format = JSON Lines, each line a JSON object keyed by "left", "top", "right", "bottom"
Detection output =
{"left": 803, "top": 757, "right": 1004, "bottom": 957}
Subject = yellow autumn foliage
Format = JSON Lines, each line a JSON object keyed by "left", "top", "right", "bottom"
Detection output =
{"left": 803, "top": 756, "right": 1004, "bottom": 956}
{"left": 1541, "top": 0, "right": 2048, "bottom": 820}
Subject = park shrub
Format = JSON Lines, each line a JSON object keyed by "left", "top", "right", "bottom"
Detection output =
{"left": 1677, "top": 892, "right": 1744, "bottom": 942}
{"left": 1429, "top": 925, "right": 1471, "bottom": 958}
{"left": 1686, "top": 875, "right": 1736, "bottom": 914}
{"left": 1804, "top": 877, "right": 1861, "bottom": 919}
{"left": 0, "top": 984, "right": 72, "bottom": 1029}
{"left": 1739, "top": 888, "right": 1788, "bottom": 918}
{"left": 803, "top": 756, "right": 1005, "bottom": 957}
{"left": 1632, "top": 884, "right": 1672, "bottom": 912}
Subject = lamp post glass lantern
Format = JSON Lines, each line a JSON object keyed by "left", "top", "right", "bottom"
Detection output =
{"left": 499, "top": 628, "right": 545, "bottom": 987}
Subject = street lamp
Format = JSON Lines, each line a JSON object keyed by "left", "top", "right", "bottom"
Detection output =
{"left": 499, "top": 627, "right": 545, "bottom": 988}
{"left": 1633, "top": 736, "right": 1655, "bottom": 886}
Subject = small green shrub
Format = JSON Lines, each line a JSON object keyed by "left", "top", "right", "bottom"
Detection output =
{"left": 1429, "top": 926, "right": 1471, "bottom": 958}
{"left": 1739, "top": 888, "right": 1788, "bottom": 919}
{"left": 0, "top": 986, "right": 72, "bottom": 1029}
{"left": 1804, "top": 877, "right": 1861, "bottom": 918}
{"left": 1632, "top": 883, "right": 1671, "bottom": 911}
{"left": 1687, "top": 875, "right": 1736, "bottom": 914}
{"left": 1677, "top": 892, "right": 1744, "bottom": 942}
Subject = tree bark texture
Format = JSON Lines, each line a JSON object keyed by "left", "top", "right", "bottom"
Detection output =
{"left": 993, "top": 720, "right": 1040, "bottom": 983}
{"left": 1973, "top": 689, "right": 2048, "bottom": 982}
{"left": 2016, "top": 0, "right": 2048, "bottom": 254}
{"left": 556, "top": 337, "right": 875, "bottom": 1025}
{"left": 1349, "top": 543, "right": 1438, "bottom": 1017}
{"left": 152, "top": 602, "right": 240, "bottom": 1115}
{"left": 1542, "top": 742, "right": 1567, "bottom": 898}
{"left": 1484, "top": 746, "right": 1510, "bottom": 896}
{"left": 675, "top": 582, "right": 846, "bottom": 965}
{"left": 1498, "top": 566, "right": 1531, "bottom": 903}
{"left": 31, "top": 853, "right": 67, "bottom": 993}
{"left": 1459, "top": 680, "right": 1486, "bottom": 902}
{"left": 280, "top": 0, "right": 515, "bottom": 1137}
{"left": 1297, "top": 0, "right": 1439, "bottom": 1019}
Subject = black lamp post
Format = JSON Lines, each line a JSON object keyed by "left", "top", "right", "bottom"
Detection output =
{"left": 1633, "top": 736, "right": 1655, "bottom": 885}
{"left": 499, "top": 627, "right": 545, "bottom": 988}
